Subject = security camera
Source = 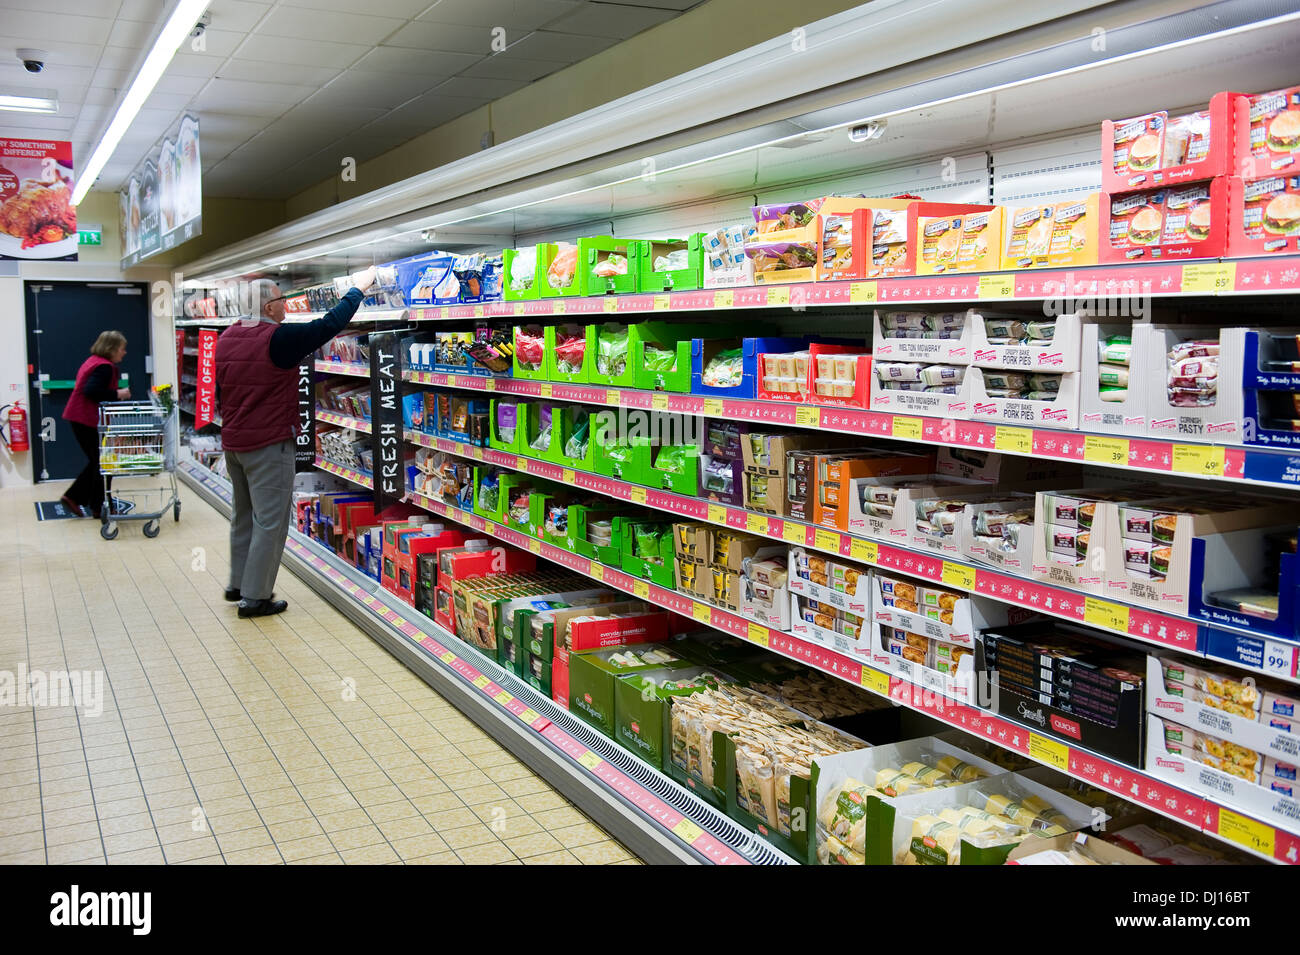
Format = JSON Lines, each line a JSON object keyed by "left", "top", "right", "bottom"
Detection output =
{"left": 17, "top": 49, "right": 47, "bottom": 74}
{"left": 847, "top": 119, "right": 887, "bottom": 143}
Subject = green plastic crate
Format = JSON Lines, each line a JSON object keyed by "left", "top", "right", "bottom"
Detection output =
{"left": 555, "top": 406, "right": 596, "bottom": 472}
{"left": 580, "top": 235, "right": 638, "bottom": 296}
{"left": 536, "top": 242, "right": 583, "bottom": 298}
{"left": 619, "top": 520, "right": 676, "bottom": 588}
{"left": 502, "top": 246, "right": 543, "bottom": 302}
{"left": 511, "top": 324, "right": 548, "bottom": 380}
{"left": 633, "top": 235, "right": 705, "bottom": 292}
{"left": 544, "top": 323, "right": 591, "bottom": 383}
{"left": 488, "top": 398, "right": 528, "bottom": 456}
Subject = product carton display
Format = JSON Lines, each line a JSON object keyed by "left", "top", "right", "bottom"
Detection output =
{"left": 975, "top": 621, "right": 1147, "bottom": 767}
{"left": 511, "top": 324, "right": 547, "bottom": 379}
{"left": 628, "top": 322, "right": 723, "bottom": 393}
{"left": 1188, "top": 521, "right": 1300, "bottom": 640}
{"left": 633, "top": 235, "right": 705, "bottom": 292}
{"left": 502, "top": 246, "right": 545, "bottom": 302}
{"left": 1101, "top": 93, "right": 1247, "bottom": 193}
{"left": 1030, "top": 488, "right": 1129, "bottom": 594}
{"left": 1100, "top": 178, "right": 1228, "bottom": 262}
{"left": 1240, "top": 330, "right": 1300, "bottom": 448}
{"left": 870, "top": 572, "right": 1006, "bottom": 649}
{"left": 692, "top": 336, "right": 810, "bottom": 399}
{"left": 790, "top": 592, "right": 872, "bottom": 659}
{"left": 915, "top": 208, "right": 1005, "bottom": 275}
{"left": 545, "top": 323, "right": 591, "bottom": 382}
{"left": 1001, "top": 194, "right": 1100, "bottom": 269}
{"left": 619, "top": 520, "right": 676, "bottom": 588}
{"left": 1079, "top": 322, "right": 1151, "bottom": 435}
{"left": 1228, "top": 173, "right": 1300, "bottom": 257}
{"left": 617, "top": 666, "right": 730, "bottom": 769}
{"left": 1143, "top": 326, "right": 1245, "bottom": 442}
{"left": 1243, "top": 86, "right": 1300, "bottom": 176}
{"left": 570, "top": 643, "right": 695, "bottom": 737}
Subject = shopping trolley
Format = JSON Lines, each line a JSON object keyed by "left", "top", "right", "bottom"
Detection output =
{"left": 97, "top": 396, "right": 180, "bottom": 540}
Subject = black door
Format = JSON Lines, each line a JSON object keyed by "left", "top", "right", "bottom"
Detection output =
{"left": 25, "top": 281, "right": 152, "bottom": 482}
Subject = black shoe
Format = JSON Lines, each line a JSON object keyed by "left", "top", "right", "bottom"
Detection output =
{"left": 60, "top": 495, "right": 89, "bottom": 518}
{"left": 225, "top": 589, "right": 273, "bottom": 602}
{"left": 238, "top": 598, "right": 287, "bottom": 618}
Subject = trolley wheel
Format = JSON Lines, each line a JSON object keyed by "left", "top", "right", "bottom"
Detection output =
{"left": 143, "top": 520, "right": 160, "bottom": 538}
{"left": 100, "top": 522, "right": 119, "bottom": 541}
{"left": 173, "top": 500, "right": 181, "bottom": 522}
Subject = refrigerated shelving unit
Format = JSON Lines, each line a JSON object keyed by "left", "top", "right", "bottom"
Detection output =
{"left": 175, "top": 0, "right": 1300, "bottom": 863}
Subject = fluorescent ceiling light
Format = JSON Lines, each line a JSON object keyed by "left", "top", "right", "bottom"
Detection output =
{"left": 71, "top": 0, "right": 210, "bottom": 206}
{"left": 0, "top": 90, "right": 59, "bottom": 113}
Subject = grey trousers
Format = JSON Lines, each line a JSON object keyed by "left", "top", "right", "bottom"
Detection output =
{"left": 226, "top": 439, "right": 295, "bottom": 602}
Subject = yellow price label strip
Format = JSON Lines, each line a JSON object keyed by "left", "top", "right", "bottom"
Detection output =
{"left": 1181, "top": 262, "right": 1237, "bottom": 294}
{"left": 654, "top": 294, "right": 671, "bottom": 311}
{"left": 849, "top": 281, "right": 877, "bottom": 304}
{"left": 484, "top": 378, "right": 495, "bottom": 391}
{"left": 472, "top": 675, "right": 491, "bottom": 689}
{"left": 634, "top": 580, "right": 650, "bottom": 599}
{"left": 860, "top": 667, "right": 890, "bottom": 696}
{"left": 540, "top": 383, "right": 553, "bottom": 398}
{"left": 591, "top": 562, "right": 605, "bottom": 580}
{"left": 552, "top": 301, "right": 566, "bottom": 314}
{"left": 714, "top": 290, "right": 734, "bottom": 308}
{"left": 1028, "top": 732, "right": 1070, "bottom": 772}
{"left": 519, "top": 708, "right": 540, "bottom": 724}
{"left": 603, "top": 297, "right": 619, "bottom": 313}
{"left": 892, "top": 416, "right": 923, "bottom": 442}
{"left": 440, "top": 652, "right": 456, "bottom": 664}
{"left": 577, "top": 750, "right": 602, "bottom": 770}
{"left": 692, "top": 603, "right": 712, "bottom": 623}
{"left": 605, "top": 389, "right": 621, "bottom": 405}
{"left": 994, "top": 426, "right": 1032, "bottom": 454}
{"left": 446, "top": 374, "right": 457, "bottom": 387}
{"left": 941, "top": 562, "right": 977, "bottom": 591}
{"left": 707, "top": 503, "right": 728, "bottom": 525}
{"left": 766, "top": 286, "right": 791, "bottom": 306}
{"left": 672, "top": 818, "right": 704, "bottom": 843}
{"left": 794, "top": 407, "right": 820, "bottom": 428}
{"left": 814, "top": 528, "right": 841, "bottom": 554}
{"left": 652, "top": 394, "right": 669, "bottom": 411}
{"left": 977, "top": 273, "right": 1016, "bottom": 299}
{"left": 494, "top": 690, "right": 512, "bottom": 704}
{"left": 528, "top": 539, "right": 541, "bottom": 554}
{"left": 513, "top": 302, "right": 526, "bottom": 316}
{"left": 473, "top": 305, "right": 484, "bottom": 318}
{"left": 1171, "top": 443, "right": 1225, "bottom": 478}
{"left": 782, "top": 521, "right": 807, "bottom": 545}
{"left": 1083, "top": 435, "right": 1129, "bottom": 466}
{"left": 630, "top": 486, "right": 648, "bottom": 505}
{"left": 746, "top": 513, "right": 769, "bottom": 536}
{"left": 1217, "top": 809, "right": 1275, "bottom": 857}
{"left": 702, "top": 398, "right": 724, "bottom": 417}
{"left": 1083, "top": 596, "right": 1130, "bottom": 634}
{"left": 747, "top": 622, "right": 769, "bottom": 647}
{"left": 563, "top": 469, "right": 576, "bottom": 485}
{"left": 850, "top": 538, "right": 878, "bottom": 565}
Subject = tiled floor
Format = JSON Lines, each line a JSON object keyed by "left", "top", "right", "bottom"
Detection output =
{"left": 0, "top": 480, "right": 640, "bottom": 865}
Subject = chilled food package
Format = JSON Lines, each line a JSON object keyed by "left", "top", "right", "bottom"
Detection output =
{"left": 702, "top": 348, "right": 745, "bottom": 388}
{"left": 1161, "top": 719, "right": 1262, "bottom": 781}
{"left": 509, "top": 247, "right": 536, "bottom": 292}
{"left": 747, "top": 241, "right": 818, "bottom": 276}
{"left": 495, "top": 402, "right": 518, "bottom": 444}
{"left": 546, "top": 242, "right": 579, "bottom": 289}
{"left": 1165, "top": 337, "right": 1219, "bottom": 407}
{"left": 753, "top": 200, "right": 822, "bottom": 236}
{"left": 1110, "top": 112, "right": 1166, "bottom": 177}
{"left": 513, "top": 325, "right": 547, "bottom": 370}
{"left": 1241, "top": 175, "right": 1300, "bottom": 241}
{"left": 1246, "top": 87, "right": 1300, "bottom": 165}
{"left": 594, "top": 323, "right": 630, "bottom": 377}
{"left": 552, "top": 325, "right": 587, "bottom": 374}
{"left": 878, "top": 311, "right": 970, "bottom": 340}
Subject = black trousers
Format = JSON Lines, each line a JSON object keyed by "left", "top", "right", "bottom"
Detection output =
{"left": 65, "top": 421, "right": 110, "bottom": 511}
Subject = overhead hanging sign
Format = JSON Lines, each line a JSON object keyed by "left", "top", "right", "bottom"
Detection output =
{"left": 0, "top": 138, "right": 77, "bottom": 261}
{"left": 368, "top": 331, "right": 404, "bottom": 511}
{"left": 196, "top": 327, "right": 217, "bottom": 428}
{"left": 120, "top": 113, "right": 201, "bottom": 268}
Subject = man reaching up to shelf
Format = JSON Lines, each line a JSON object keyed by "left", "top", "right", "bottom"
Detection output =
{"left": 215, "top": 267, "right": 377, "bottom": 618}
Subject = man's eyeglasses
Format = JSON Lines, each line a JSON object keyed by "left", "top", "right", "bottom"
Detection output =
{"left": 263, "top": 295, "right": 287, "bottom": 307}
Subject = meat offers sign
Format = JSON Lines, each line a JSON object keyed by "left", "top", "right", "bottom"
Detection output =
{"left": 0, "top": 138, "right": 76, "bottom": 261}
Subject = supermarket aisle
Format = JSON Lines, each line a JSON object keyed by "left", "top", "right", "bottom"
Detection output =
{"left": 0, "top": 483, "right": 638, "bottom": 865}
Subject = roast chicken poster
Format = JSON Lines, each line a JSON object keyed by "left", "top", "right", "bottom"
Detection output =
{"left": 0, "top": 138, "right": 77, "bottom": 261}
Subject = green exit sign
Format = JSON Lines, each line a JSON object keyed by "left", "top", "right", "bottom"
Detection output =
{"left": 77, "top": 228, "right": 102, "bottom": 246}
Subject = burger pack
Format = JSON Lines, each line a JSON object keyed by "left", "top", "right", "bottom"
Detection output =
{"left": 1099, "top": 178, "right": 1228, "bottom": 262}
{"left": 1244, "top": 87, "right": 1300, "bottom": 173}
{"left": 1228, "top": 174, "right": 1300, "bottom": 256}
{"left": 1100, "top": 93, "right": 1247, "bottom": 193}
{"left": 1000, "top": 194, "right": 1099, "bottom": 269}
{"left": 915, "top": 208, "right": 1004, "bottom": 275}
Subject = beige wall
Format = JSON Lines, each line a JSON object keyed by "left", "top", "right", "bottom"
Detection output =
{"left": 285, "top": 0, "right": 866, "bottom": 220}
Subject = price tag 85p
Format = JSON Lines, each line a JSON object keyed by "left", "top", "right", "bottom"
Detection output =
{"left": 693, "top": 603, "right": 712, "bottom": 623}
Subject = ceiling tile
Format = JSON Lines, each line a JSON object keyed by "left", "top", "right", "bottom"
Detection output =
{"left": 0, "top": 0, "right": 123, "bottom": 15}
{"left": 174, "top": 27, "right": 247, "bottom": 59}
{"left": 204, "top": 0, "right": 273, "bottom": 34}
{"left": 212, "top": 60, "right": 342, "bottom": 87}
{"left": 96, "top": 47, "right": 147, "bottom": 72}
{"left": 281, "top": 103, "right": 389, "bottom": 125}
{"left": 114, "top": 0, "right": 168, "bottom": 22}
{"left": 419, "top": 0, "right": 584, "bottom": 30}
{"left": 0, "top": 10, "right": 112, "bottom": 45}
{"left": 152, "top": 73, "right": 209, "bottom": 95}
{"left": 259, "top": 6, "right": 407, "bottom": 46}
{"left": 167, "top": 52, "right": 227, "bottom": 78}
{"left": 189, "top": 89, "right": 288, "bottom": 117}
{"left": 380, "top": 91, "right": 487, "bottom": 129}
{"left": 106, "top": 16, "right": 157, "bottom": 49}
{"left": 500, "top": 29, "right": 618, "bottom": 63}
{"left": 278, "top": 0, "right": 431, "bottom": 14}
{"left": 460, "top": 53, "right": 563, "bottom": 82}
{"left": 79, "top": 87, "right": 121, "bottom": 107}
{"left": 143, "top": 90, "right": 195, "bottom": 111}
{"left": 90, "top": 68, "right": 132, "bottom": 90}
{"left": 383, "top": 20, "right": 494, "bottom": 54}
{"left": 350, "top": 46, "right": 481, "bottom": 77}
{"left": 303, "top": 70, "right": 438, "bottom": 110}
{"left": 203, "top": 77, "right": 318, "bottom": 105}
{"left": 545, "top": 2, "right": 677, "bottom": 39}
{"left": 187, "top": 112, "right": 269, "bottom": 137}
{"left": 429, "top": 75, "right": 524, "bottom": 100}
{"left": 232, "top": 34, "right": 371, "bottom": 68}
{"left": 612, "top": 0, "right": 702, "bottom": 8}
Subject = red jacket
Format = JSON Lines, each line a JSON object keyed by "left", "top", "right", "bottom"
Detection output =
{"left": 63, "top": 355, "right": 116, "bottom": 427}
{"left": 215, "top": 320, "right": 300, "bottom": 452}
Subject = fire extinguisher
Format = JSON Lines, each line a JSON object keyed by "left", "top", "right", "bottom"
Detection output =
{"left": 1, "top": 401, "right": 29, "bottom": 452}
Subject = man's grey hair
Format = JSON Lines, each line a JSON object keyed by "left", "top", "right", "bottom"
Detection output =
{"left": 248, "top": 278, "right": 282, "bottom": 317}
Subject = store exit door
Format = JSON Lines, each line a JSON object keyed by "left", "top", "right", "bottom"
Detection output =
{"left": 25, "top": 281, "right": 152, "bottom": 482}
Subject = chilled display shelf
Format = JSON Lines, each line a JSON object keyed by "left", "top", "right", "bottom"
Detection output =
{"left": 380, "top": 468, "right": 1296, "bottom": 866}
{"left": 399, "top": 429, "right": 1300, "bottom": 684}
{"left": 176, "top": 457, "right": 780, "bottom": 865}
{"left": 181, "top": 374, "right": 198, "bottom": 386}
{"left": 315, "top": 360, "right": 370, "bottom": 378}
{"left": 286, "top": 307, "right": 408, "bottom": 324}
{"left": 182, "top": 348, "right": 198, "bottom": 357}
{"left": 316, "top": 409, "right": 371, "bottom": 432}
{"left": 176, "top": 317, "right": 237, "bottom": 327}
{"left": 179, "top": 403, "right": 221, "bottom": 427}
{"left": 315, "top": 458, "right": 373, "bottom": 486}
{"left": 402, "top": 258, "right": 1300, "bottom": 323}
